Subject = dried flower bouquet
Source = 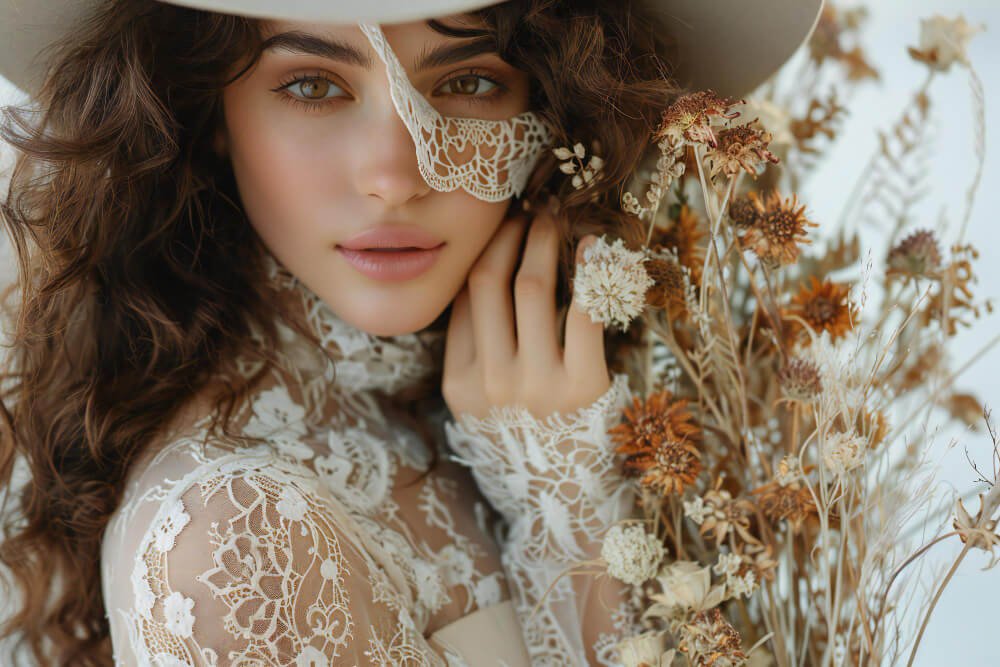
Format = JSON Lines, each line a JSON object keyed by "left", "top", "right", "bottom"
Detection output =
{"left": 559, "top": 7, "right": 996, "bottom": 667}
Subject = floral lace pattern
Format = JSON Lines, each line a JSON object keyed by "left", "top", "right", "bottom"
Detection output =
{"left": 358, "top": 23, "right": 554, "bottom": 203}
{"left": 100, "top": 248, "right": 643, "bottom": 665}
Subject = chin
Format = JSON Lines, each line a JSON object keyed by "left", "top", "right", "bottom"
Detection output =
{"left": 340, "top": 300, "right": 446, "bottom": 337}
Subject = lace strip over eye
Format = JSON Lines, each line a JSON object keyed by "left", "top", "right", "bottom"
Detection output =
{"left": 358, "top": 22, "right": 554, "bottom": 203}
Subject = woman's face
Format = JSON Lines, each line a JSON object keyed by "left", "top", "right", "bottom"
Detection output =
{"left": 219, "top": 13, "right": 532, "bottom": 337}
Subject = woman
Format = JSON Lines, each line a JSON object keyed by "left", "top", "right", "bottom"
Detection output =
{"left": 0, "top": 0, "right": 822, "bottom": 664}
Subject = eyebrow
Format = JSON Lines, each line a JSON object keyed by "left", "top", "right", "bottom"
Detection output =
{"left": 261, "top": 31, "right": 498, "bottom": 72}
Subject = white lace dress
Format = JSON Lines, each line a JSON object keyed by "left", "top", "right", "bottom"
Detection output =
{"left": 100, "top": 251, "right": 645, "bottom": 666}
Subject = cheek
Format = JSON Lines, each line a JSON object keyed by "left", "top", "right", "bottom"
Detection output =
{"left": 221, "top": 87, "right": 352, "bottom": 251}
{"left": 439, "top": 195, "right": 511, "bottom": 272}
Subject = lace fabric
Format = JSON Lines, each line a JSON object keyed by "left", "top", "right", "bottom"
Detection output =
{"left": 358, "top": 23, "right": 554, "bottom": 203}
{"left": 99, "top": 247, "right": 646, "bottom": 665}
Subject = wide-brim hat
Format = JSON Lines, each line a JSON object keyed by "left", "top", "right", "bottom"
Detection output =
{"left": 1, "top": 0, "right": 823, "bottom": 101}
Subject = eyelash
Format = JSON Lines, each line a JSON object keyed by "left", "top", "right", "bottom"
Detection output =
{"left": 272, "top": 68, "right": 508, "bottom": 113}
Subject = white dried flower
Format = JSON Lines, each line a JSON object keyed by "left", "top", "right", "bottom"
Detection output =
{"left": 616, "top": 630, "right": 676, "bottom": 667}
{"left": 822, "top": 430, "right": 867, "bottom": 477}
{"left": 601, "top": 523, "right": 666, "bottom": 586}
{"left": 684, "top": 496, "right": 711, "bottom": 525}
{"left": 911, "top": 14, "right": 985, "bottom": 72}
{"left": 774, "top": 454, "right": 803, "bottom": 486}
{"left": 713, "top": 552, "right": 742, "bottom": 578}
{"left": 573, "top": 235, "right": 653, "bottom": 332}
{"left": 728, "top": 571, "right": 756, "bottom": 599}
{"left": 645, "top": 561, "right": 727, "bottom": 618}
{"left": 553, "top": 141, "right": 604, "bottom": 190}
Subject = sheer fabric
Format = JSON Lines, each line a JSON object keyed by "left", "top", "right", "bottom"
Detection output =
{"left": 100, "top": 249, "right": 645, "bottom": 666}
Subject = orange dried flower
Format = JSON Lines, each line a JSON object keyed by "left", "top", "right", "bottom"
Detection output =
{"left": 739, "top": 190, "right": 818, "bottom": 266}
{"left": 652, "top": 204, "right": 706, "bottom": 279}
{"left": 786, "top": 276, "right": 857, "bottom": 342}
{"left": 610, "top": 389, "right": 703, "bottom": 496}
{"left": 655, "top": 91, "right": 741, "bottom": 148}
{"left": 704, "top": 124, "right": 780, "bottom": 179}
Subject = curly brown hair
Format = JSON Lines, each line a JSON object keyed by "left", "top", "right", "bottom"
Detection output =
{"left": 0, "top": 0, "right": 679, "bottom": 663}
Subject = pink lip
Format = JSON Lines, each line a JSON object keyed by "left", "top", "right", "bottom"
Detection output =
{"left": 335, "top": 225, "right": 446, "bottom": 281}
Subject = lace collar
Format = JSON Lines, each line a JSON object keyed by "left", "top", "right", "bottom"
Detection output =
{"left": 256, "top": 248, "right": 445, "bottom": 400}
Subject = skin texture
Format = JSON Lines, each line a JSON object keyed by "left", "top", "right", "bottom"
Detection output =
{"left": 219, "top": 13, "right": 607, "bottom": 420}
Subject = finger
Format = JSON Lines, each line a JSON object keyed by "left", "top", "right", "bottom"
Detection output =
{"left": 444, "top": 285, "right": 475, "bottom": 377}
{"left": 514, "top": 209, "right": 561, "bottom": 370}
{"left": 564, "top": 234, "right": 608, "bottom": 373}
{"left": 467, "top": 216, "right": 527, "bottom": 376}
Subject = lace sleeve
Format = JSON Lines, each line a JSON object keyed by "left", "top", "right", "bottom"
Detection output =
{"left": 110, "top": 457, "right": 455, "bottom": 666}
{"left": 442, "top": 372, "right": 646, "bottom": 666}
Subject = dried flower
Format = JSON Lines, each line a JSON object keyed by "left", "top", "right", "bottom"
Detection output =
{"left": 677, "top": 608, "right": 748, "bottom": 667}
{"left": 616, "top": 630, "right": 676, "bottom": 667}
{"left": 646, "top": 561, "right": 727, "bottom": 618}
{"left": 727, "top": 571, "right": 757, "bottom": 600}
{"left": 652, "top": 204, "right": 706, "bottom": 279}
{"left": 713, "top": 552, "right": 742, "bottom": 579}
{"left": 611, "top": 389, "right": 703, "bottom": 496}
{"left": 952, "top": 485, "right": 1000, "bottom": 567}
{"left": 601, "top": 523, "right": 667, "bottom": 586}
{"left": 553, "top": 141, "right": 605, "bottom": 190}
{"left": 778, "top": 357, "right": 823, "bottom": 403}
{"left": 738, "top": 190, "right": 818, "bottom": 267}
{"left": 887, "top": 229, "right": 942, "bottom": 279}
{"left": 908, "top": 14, "right": 986, "bottom": 72}
{"left": 727, "top": 195, "right": 759, "bottom": 228}
{"left": 644, "top": 251, "right": 692, "bottom": 321}
{"left": 752, "top": 479, "right": 818, "bottom": 532}
{"left": 732, "top": 99, "right": 795, "bottom": 149}
{"left": 655, "top": 91, "right": 741, "bottom": 148}
{"left": 700, "top": 488, "right": 758, "bottom": 546}
{"left": 774, "top": 455, "right": 803, "bottom": 486}
{"left": 822, "top": 430, "right": 867, "bottom": 477}
{"left": 684, "top": 495, "right": 711, "bottom": 525}
{"left": 704, "top": 124, "right": 780, "bottom": 180}
{"left": 573, "top": 235, "right": 653, "bottom": 331}
{"left": 787, "top": 277, "right": 857, "bottom": 342}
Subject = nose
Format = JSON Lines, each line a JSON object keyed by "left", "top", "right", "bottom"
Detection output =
{"left": 351, "top": 100, "right": 432, "bottom": 207}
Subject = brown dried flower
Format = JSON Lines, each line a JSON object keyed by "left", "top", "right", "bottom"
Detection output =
{"left": 778, "top": 357, "right": 823, "bottom": 403}
{"left": 727, "top": 195, "right": 759, "bottom": 228}
{"left": 610, "top": 390, "right": 703, "bottom": 496}
{"left": 786, "top": 277, "right": 857, "bottom": 343}
{"left": 677, "top": 608, "right": 747, "bottom": 667}
{"left": 887, "top": 229, "right": 942, "bottom": 280}
{"left": 752, "top": 479, "right": 818, "bottom": 532}
{"left": 704, "top": 123, "right": 780, "bottom": 180}
{"left": 644, "top": 253, "right": 691, "bottom": 321}
{"left": 738, "top": 190, "right": 818, "bottom": 267}
{"left": 655, "top": 91, "right": 741, "bottom": 148}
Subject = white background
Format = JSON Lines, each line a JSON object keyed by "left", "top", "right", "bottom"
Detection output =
{"left": 1, "top": 1, "right": 998, "bottom": 664}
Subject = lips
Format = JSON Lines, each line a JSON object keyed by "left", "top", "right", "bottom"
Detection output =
{"left": 338, "top": 225, "right": 444, "bottom": 251}
{"left": 334, "top": 225, "right": 446, "bottom": 281}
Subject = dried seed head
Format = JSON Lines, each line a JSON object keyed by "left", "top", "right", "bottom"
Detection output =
{"left": 887, "top": 228, "right": 942, "bottom": 279}
{"left": 778, "top": 358, "right": 824, "bottom": 403}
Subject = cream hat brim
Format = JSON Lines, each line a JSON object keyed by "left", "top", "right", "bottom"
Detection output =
{"left": 1, "top": 0, "right": 823, "bottom": 101}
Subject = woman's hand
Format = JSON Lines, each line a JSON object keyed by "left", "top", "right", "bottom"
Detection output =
{"left": 442, "top": 205, "right": 611, "bottom": 421}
